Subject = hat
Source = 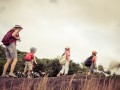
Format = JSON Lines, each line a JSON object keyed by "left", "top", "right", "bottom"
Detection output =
{"left": 14, "top": 25, "right": 23, "bottom": 29}
{"left": 92, "top": 51, "right": 97, "bottom": 54}
{"left": 65, "top": 47, "right": 70, "bottom": 50}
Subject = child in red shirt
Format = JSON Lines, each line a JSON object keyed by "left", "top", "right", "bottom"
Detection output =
{"left": 23, "top": 47, "right": 37, "bottom": 78}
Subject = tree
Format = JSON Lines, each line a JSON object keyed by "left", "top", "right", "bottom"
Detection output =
{"left": 105, "top": 70, "right": 111, "bottom": 75}
{"left": 98, "top": 64, "right": 104, "bottom": 72}
{"left": 79, "top": 62, "right": 89, "bottom": 75}
{"left": 69, "top": 60, "right": 81, "bottom": 75}
{"left": 34, "top": 58, "right": 61, "bottom": 77}
{"left": 0, "top": 45, "right": 6, "bottom": 75}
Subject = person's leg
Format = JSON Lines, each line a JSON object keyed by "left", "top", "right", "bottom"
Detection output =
{"left": 9, "top": 58, "right": 17, "bottom": 75}
{"left": 23, "top": 63, "right": 27, "bottom": 75}
{"left": 57, "top": 64, "right": 65, "bottom": 76}
{"left": 89, "top": 63, "right": 94, "bottom": 75}
{"left": 88, "top": 71, "right": 90, "bottom": 75}
{"left": 8, "top": 43, "right": 18, "bottom": 77}
{"left": 64, "top": 61, "right": 69, "bottom": 75}
{"left": 27, "top": 70, "right": 32, "bottom": 78}
{"left": 2, "top": 59, "right": 12, "bottom": 77}
{"left": 1, "top": 46, "right": 12, "bottom": 77}
{"left": 87, "top": 66, "right": 91, "bottom": 75}
{"left": 92, "top": 64, "right": 95, "bottom": 74}
{"left": 22, "top": 62, "right": 28, "bottom": 77}
{"left": 27, "top": 62, "right": 32, "bottom": 78}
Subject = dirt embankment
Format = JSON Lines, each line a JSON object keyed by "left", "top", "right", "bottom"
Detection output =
{"left": 0, "top": 74, "right": 120, "bottom": 90}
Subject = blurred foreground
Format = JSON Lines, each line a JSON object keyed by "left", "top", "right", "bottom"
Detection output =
{"left": 0, "top": 74, "right": 120, "bottom": 90}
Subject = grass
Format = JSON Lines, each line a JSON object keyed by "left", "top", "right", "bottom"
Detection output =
{"left": 0, "top": 74, "right": 120, "bottom": 90}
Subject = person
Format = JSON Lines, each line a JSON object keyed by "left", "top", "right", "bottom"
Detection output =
{"left": 32, "top": 56, "right": 38, "bottom": 70}
{"left": 57, "top": 47, "right": 70, "bottom": 76}
{"left": 1, "top": 25, "right": 23, "bottom": 77}
{"left": 23, "top": 47, "right": 37, "bottom": 78}
{"left": 84, "top": 51, "right": 97, "bottom": 75}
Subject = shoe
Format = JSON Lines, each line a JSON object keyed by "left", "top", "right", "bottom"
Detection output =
{"left": 57, "top": 73, "right": 63, "bottom": 77}
{"left": 22, "top": 73, "right": 26, "bottom": 77}
{"left": 57, "top": 73, "right": 60, "bottom": 77}
{"left": 9, "top": 74, "right": 17, "bottom": 78}
{"left": 87, "top": 72, "right": 91, "bottom": 75}
{"left": 27, "top": 76, "right": 32, "bottom": 78}
{"left": 1, "top": 74, "right": 9, "bottom": 78}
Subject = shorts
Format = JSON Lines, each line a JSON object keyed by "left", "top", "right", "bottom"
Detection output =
{"left": 89, "top": 63, "right": 95, "bottom": 74}
{"left": 24, "top": 61, "right": 33, "bottom": 71}
{"left": 5, "top": 42, "right": 17, "bottom": 60}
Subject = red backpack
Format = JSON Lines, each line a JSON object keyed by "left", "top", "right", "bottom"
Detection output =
{"left": 24, "top": 52, "right": 34, "bottom": 61}
{"left": 1, "top": 30, "right": 16, "bottom": 46}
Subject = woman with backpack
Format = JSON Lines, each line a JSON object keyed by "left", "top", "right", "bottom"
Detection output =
{"left": 1, "top": 25, "right": 23, "bottom": 77}
{"left": 57, "top": 47, "right": 70, "bottom": 76}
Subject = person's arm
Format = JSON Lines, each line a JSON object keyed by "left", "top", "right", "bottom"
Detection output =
{"left": 92, "top": 56, "right": 96, "bottom": 64}
{"left": 12, "top": 30, "right": 20, "bottom": 40}
{"left": 32, "top": 55, "right": 37, "bottom": 64}
{"left": 33, "top": 56, "right": 37, "bottom": 64}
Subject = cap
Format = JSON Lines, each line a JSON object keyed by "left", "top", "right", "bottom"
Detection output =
{"left": 14, "top": 25, "right": 23, "bottom": 29}
{"left": 92, "top": 51, "right": 97, "bottom": 54}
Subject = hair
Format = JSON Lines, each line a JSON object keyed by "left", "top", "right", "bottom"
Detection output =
{"left": 30, "top": 47, "right": 37, "bottom": 53}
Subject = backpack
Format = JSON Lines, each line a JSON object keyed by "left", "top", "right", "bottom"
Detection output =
{"left": 59, "top": 53, "right": 66, "bottom": 65}
{"left": 24, "top": 52, "right": 34, "bottom": 61}
{"left": 1, "top": 30, "right": 15, "bottom": 46}
{"left": 84, "top": 56, "right": 93, "bottom": 67}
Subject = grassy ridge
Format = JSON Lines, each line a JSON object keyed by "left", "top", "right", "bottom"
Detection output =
{"left": 0, "top": 74, "right": 120, "bottom": 90}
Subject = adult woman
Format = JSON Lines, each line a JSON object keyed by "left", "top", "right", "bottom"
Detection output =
{"left": 1, "top": 25, "right": 23, "bottom": 77}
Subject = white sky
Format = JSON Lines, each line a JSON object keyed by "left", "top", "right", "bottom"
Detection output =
{"left": 0, "top": 0, "right": 120, "bottom": 69}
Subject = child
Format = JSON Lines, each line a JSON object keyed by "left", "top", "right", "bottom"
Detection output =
{"left": 23, "top": 47, "right": 37, "bottom": 78}
{"left": 84, "top": 51, "right": 97, "bottom": 75}
{"left": 57, "top": 47, "right": 70, "bottom": 76}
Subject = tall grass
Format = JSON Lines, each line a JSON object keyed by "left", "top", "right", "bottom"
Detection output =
{"left": 0, "top": 74, "right": 120, "bottom": 90}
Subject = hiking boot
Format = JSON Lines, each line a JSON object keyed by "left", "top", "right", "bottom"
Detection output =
{"left": 9, "top": 73, "right": 17, "bottom": 78}
{"left": 1, "top": 74, "right": 9, "bottom": 78}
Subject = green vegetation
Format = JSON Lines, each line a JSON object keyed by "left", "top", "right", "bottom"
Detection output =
{"left": 0, "top": 45, "right": 119, "bottom": 77}
{"left": 0, "top": 45, "right": 83, "bottom": 77}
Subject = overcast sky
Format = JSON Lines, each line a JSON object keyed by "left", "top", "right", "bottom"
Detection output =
{"left": 0, "top": 0, "right": 120, "bottom": 69}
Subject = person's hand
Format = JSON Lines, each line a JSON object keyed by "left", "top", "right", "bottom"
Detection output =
{"left": 17, "top": 37, "right": 20, "bottom": 40}
{"left": 17, "top": 37, "right": 21, "bottom": 42}
{"left": 35, "top": 62, "right": 38, "bottom": 65}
